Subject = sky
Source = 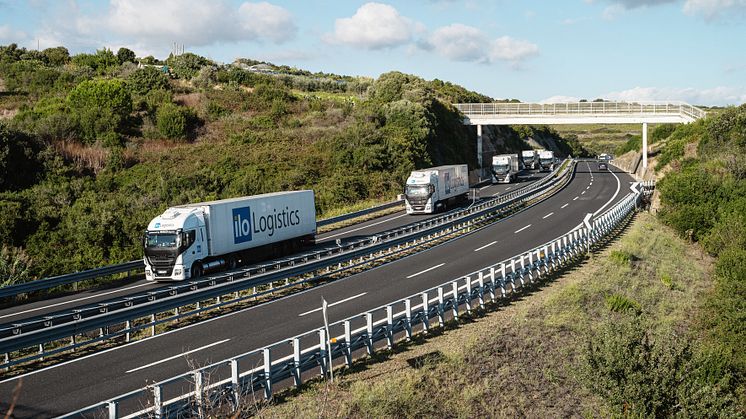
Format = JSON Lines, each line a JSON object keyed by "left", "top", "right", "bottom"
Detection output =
{"left": 0, "top": 0, "right": 744, "bottom": 106}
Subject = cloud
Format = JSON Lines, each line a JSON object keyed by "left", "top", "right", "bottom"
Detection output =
{"left": 325, "top": 3, "right": 415, "bottom": 49}
{"left": 599, "top": 0, "right": 676, "bottom": 19}
{"left": 423, "top": 23, "right": 538, "bottom": 66}
{"left": 0, "top": 25, "right": 28, "bottom": 44}
{"left": 683, "top": 0, "right": 746, "bottom": 20}
{"left": 604, "top": 86, "right": 746, "bottom": 106}
{"left": 540, "top": 95, "right": 583, "bottom": 103}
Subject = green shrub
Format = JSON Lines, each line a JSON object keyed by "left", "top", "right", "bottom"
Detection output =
{"left": 608, "top": 249, "right": 634, "bottom": 266}
{"left": 127, "top": 66, "right": 170, "bottom": 97}
{"left": 67, "top": 78, "right": 132, "bottom": 143}
{"left": 156, "top": 103, "right": 190, "bottom": 140}
{"left": 0, "top": 245, "right": 32, "bottom": 286}
{"left": 615, "top": 134, "right": 641, "bottom": 156}
{"left": 604, "top": 293, "right": 641, "bottom": 314}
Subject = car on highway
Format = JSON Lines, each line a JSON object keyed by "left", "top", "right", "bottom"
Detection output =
{"left": 598, "top": 161, "right": 608, "bottom": 170}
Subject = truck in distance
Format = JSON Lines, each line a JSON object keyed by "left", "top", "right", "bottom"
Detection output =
{"left": 405, "top": 164, "right": 469, "bottom": 214}
{"left": 491, "top": 154, "right": 520, "bottom": 184}
{"left": 521, "top": 150, "right": 538, "bottom": 170}
{"left": 538, "top": 150, "right": 555, "bottom": 172}
{"left": 143, "top": 191, "right": 316, "bottom": 281}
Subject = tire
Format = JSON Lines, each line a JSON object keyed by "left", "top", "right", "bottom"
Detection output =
{"left": 191, "top": 263, "right": 203, "bottom": 279}
{"left": 227, "top": 256, "right": 237, "bottom": 270}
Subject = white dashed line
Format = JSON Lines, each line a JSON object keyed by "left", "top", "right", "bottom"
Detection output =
{"left": 298, "top": 292, "right": 367, "bottom": 317}
{"left": 479, "top": 185, "right": 490, "bottom": 191}
{"left": 322, "top": 214, "right": 408, "bottom": 240}
{"left": 581, "top": 190, "right": 586, "bottom": 195}
{"left": 474, "top": 241, "right": 497, "bottom": 252}
{"left": 561, "top": 203, "right": 569, "bottom": 209}
{"left": 514, "top": 224, "right": 531, "bottom": 234}
{"left": 126, "top": 339, "right": 230, "bottom": 373}
{"left": 573, "top": 196, "right": 579, "bottom": 201}
{"left": 406, "top": 263, "right": 446, "bottom": 279}
{"left": 543, "top": 212, "right": 554, "bottom": 219}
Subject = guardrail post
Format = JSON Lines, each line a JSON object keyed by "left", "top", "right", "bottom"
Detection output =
{"left": 509, "top": 259, "right": 517, "bottom": 291}
{"left": 152, "top": 384, "right": 163, "bottom": 419}
{"left": 386, "top": 305, "right": 394, "bottom": 349}
{"left": 488, "top": 267, "right": 496, "bottom": 301}
{"left": 451, "top": 281, "right": 459, "bottom": 321}
{"left": 38, "top": 343, "right": 44, "bottom": 360}
{"left": 366, "top": 313, "right": 375, "bottom": 354}
{"left": 465, "top": 276, "right": 472, "bottom": 314}
{"left": 344, "top": 320, "right": 353, "bottom": 365}
{"left": 499, "top": 264, "right": 506, "bottom": 297}
{"left": 107, "top": 400, "right": 118, "bottom": 419}
{"left": 519, "top": 255, "right": 526, "bottom": 286}
{"left": 293, "top": 337, "right": 302, "bottom": 388}
{"left": 527, "top": 252, "right": 534, "bottom": 281}
{"left": 194, "top": 369, "right": 204, "bottom": 417}
{"left": 437, "top": 287, "right": 445, "bottom": 327}
{"left": 151, "top": 314, "right": 156, "bottom": 336}
{"left": 404, "top": 299, "right": 413, "bottom": 340}
{"left": 263, "top": 347, "right": 273, "bottom": 399}
{"left": 477, "top": 272, "right": 485, "bottom": 309}
{"left": 421, "top": 293, "right": 430, "bottom": 333}
{"left": 230, "top": 359, "right": 240, "bottom": 405}
{"left": 125, "top": 321, "right": 131, "bottom": 343}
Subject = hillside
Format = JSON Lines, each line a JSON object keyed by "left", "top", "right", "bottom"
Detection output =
{"left": 0, "top": 44, "right": 585, "bottom": 281}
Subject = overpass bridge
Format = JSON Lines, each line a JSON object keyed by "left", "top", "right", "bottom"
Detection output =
{"left": 454, "top": 101, "right": 706, "bottom": 172}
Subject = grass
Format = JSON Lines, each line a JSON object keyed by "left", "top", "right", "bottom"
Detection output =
{"left": 253, "top": 212, "right": 717, "bottom": 417}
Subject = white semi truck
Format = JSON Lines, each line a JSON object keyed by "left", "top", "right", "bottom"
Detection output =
{"left": 538, "top": 150, "right": 555, "bottom": 171}
{"left": 521, "top": 150, "right": 538, "bottom": 170}
{"left": 491, "top": 154, "right": 520, "bottom": 184}
{"left": 143, "top": 191, "right": 316, "bottom": 281}
{"left": 405, "top": 164, "right": 469, "bottom": 214}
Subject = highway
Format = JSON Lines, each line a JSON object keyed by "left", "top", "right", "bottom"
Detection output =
{"left": 0, "top": 163, "right": 634, "bottom": 417}
{"left": 0, "top": 176, "right": 536, "bottom": 327}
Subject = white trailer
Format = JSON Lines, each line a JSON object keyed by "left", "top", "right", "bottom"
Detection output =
{"left": 538, "top": 150, "right": 555, "bottom": 171}
{"left": 405, "top": 164, "right": 469, "bottom": 214}
{"left": 144, "top": 191, "right": 316, "bottom": 281}
{"left": 521, "top": 150, "right": 538, "bottom": 170}
{"left": 491, "top": 154, "right": 520, "bottom": 184}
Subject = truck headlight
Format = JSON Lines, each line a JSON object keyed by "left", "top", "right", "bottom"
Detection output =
{"left": 174, "top": 268, "right": 182, "bottom": 276}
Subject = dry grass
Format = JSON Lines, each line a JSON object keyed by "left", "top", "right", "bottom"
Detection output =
{"left": 255, "top": 212, "right": 715, "bottom": 418}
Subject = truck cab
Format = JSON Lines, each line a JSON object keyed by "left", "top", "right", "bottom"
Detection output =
{"left": 491, "top": 154, "right": 519, "bottom": 184}
{"left": 143, "top": 207, "right": 207, "bottom": 281}
{"left": 538, "top": 150, "right": 555, "bottom": 172}
{"left": 405, "top": 172, "right": 439, "bottom": 214}
{"left": 521, "top": 150, "right": 537, "bottom": 170}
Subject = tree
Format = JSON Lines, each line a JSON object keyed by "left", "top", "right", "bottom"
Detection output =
{"left": 0, "top": 123, "right": 43, "bottom": 192}
{"left": 67, "top": 79, "right": 132, "bottom": 144}
{"left": 156, "top": 103, "right": 190, "bottom": 140}
{"left": 71, "top": 48, "right": 119, "bottom": 74}
{"left": 127, "top": 66, "right": 170, "bottom": 97}
{"left": 165, "top": 52, "right": 211, "bottom": 79}
{"left": 116, "top": 47, "right": 136, "bottom": 64}
{"left": 42, "top": 46, "right": 70, "bottom": 66}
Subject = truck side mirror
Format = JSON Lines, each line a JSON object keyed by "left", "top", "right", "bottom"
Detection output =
{"left": 429, "top": 184, "right": 435, "bottom": 194}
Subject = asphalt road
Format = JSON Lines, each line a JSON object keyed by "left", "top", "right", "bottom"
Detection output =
{"left": 0, "top": 173, "right": 542, "bottom": 326}
{"left": 0, "top": 163, "right": 634, "bottom": 417}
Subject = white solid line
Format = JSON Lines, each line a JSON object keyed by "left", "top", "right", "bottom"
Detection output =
{"left": 514, "top": 224, "right": 531, "bottom": 234}
{"left": 561, "top": 203, "right": 569, "bottom": 209}
{"left": 479, "top": 185, "right": 490, "bottom": 190}
{"left": 474, "top": 241, "right": 497, "bottom": 252}
{"left": 298, "top": 292, "right": 367, "bottom": 317}
{"left": 0, "top": 283, "right": 152, "bottom": 320}
{"left": 126, "top": 339, "right": 230, "bottom": 373}
{"left": 592, "top": 165, "right": 622, "bottom": 216}
{"left": 543, "top": 212, "right": 554, "bottom": 219}
{"left": 321, "top": 213, "right": 407, "bottom": 240}
{"left": 573, "top": 196, "right": 579, "bottom": 201}
{"left": 406, "top": 263, "right": 445, "bottom": 279}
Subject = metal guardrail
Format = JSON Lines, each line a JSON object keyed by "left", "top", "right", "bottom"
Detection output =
{"left": 454, "top": 101, "right": 706, "bottom": 121}
{"left": 0, "top": 199, "right": 406, "bottom": 301}
{"left": 63, "top": 173, "right": 647, "bottom": 419}
{"left": 0, "top": 162, "right": 573, "bottom": 368}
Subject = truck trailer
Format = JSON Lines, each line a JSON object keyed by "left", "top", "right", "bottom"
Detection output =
{"left": 143, "top": 191, "right": 316, "bottom": 281}
{"left": 405, "top": 164, "right": 469, "bottom": 214}
{"left": 521, "top": 150, "right": 538, "bottom": 170}
{"left": 538, "top": 150, "right": 555, "bottom": 172}
{"left": 491, "top": 154, "right": 520, "bottom": 184}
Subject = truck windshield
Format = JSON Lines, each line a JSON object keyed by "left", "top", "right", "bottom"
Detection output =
{"left": 493, "top": 164, "right": 509, "bottom": 173}
{"left": 145, "top": 232, "right": 178, "bottom": 248}
{"left": 540, "top": 158, "right": 552, "bottom": 163}
{"left": 406, "top": 185, "right": 430, "bottom": 197}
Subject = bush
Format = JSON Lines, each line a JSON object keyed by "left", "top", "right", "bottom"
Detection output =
{"left": 127, "top": 66, "right": 170, "bottom": 97}
{"left": 0, "top": 123, "right": 44, "bottom": 191}
{"left": 0, "top": 245, "right": 32, "bottom": 286}
{"left": 156, "top": 103, "right": 190, "bottom": 140}
{"left": 67, "top": 79, "right": 132, "bottom": 144}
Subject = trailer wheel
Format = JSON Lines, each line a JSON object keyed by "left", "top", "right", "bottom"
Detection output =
{"left": 191, "top": 264, "right": 203, "bottom": 279}
{"left": 227, "top": 256, "right": 237, "bottom": 270}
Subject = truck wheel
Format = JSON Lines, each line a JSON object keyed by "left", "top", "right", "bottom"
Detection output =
{"left": 191, "top": 264, "right": 203, "bottom": 279}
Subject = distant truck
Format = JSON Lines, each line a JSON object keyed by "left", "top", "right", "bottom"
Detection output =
{"left": 143, "top": 191, "right": 316, "bottom": 281}
{"left": 405, "top": 164, "right": 469, "bottom": 214}
{"left": 521, "top": 150, "right": 538, "bottom": 170}
{"left": 491, "top": 154, "right": 520, "bottom": 184}
{"left": 538, "top": 150, "right": 555, "bottom": 171}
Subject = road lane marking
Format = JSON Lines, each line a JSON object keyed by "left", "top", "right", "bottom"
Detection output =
{"left": 573, "top": 196, "right": 579, "bottom": 201}
{"left": 0, "top": 283, "right": 152, "bottom": 320}
{"left": 406, "top": 263, "right": 445, "bottom": 279}
{"left": 474, "top": 241, "right": 497, "bottom": 252}
{"left": 479, "top": 185, "right": 490, "bottom": 190}
{"left": 321, "top": 214, "right": 408, "bottom": 240}
{"left": 514, "top": 224, "right": 531, "bottom": 234}
{"left": 561, "top": 203, "right": 569, "bottom": 209}
{"left": 592, "top": 165, "right": 622, "bottom": 216}
{"left": 126, "top": 339, "right": 230, "bottom": 373}
{"left": 581, "top": 190, "right": 586, "bottom": 195}
{"left": 586, "top": 186, "right": 590, "bottom": 190}
{"left": 505, "top": 187, "right": 511, "bottom": 190}
{"left": 543, "top": 212, "right": 554, "bottom": 219}
{"left": 298, "top": 292, "right": 367, "bottom": 317}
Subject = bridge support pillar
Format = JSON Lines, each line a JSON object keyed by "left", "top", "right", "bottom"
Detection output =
{"left": 642, "top": 122, "right": 648, "bottom": 171}
{"left": 476, "top": 124, "right": 483, "bottom": 178}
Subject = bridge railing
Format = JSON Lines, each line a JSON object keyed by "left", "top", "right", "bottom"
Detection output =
{"left": 454, "top": 101, "right": 706, "bottom": 120}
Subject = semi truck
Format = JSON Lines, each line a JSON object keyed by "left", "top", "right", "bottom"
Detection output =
{"left": 143, "top": 191, "right": 316, "bottom": 281}
{"left": 491, "top": 154, "right": 520, "bottom": 184}
{"left": 521, "top": 150, "right": 538, "bottom": 170}
{"left": 405, "top": 164, "right": 469, "bottom": 214}
{"left": 538, "top": 150, "right": 555, "bottom": 172}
